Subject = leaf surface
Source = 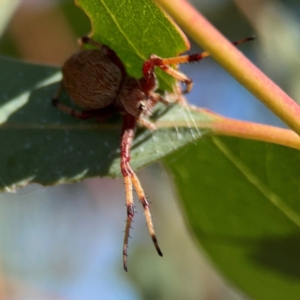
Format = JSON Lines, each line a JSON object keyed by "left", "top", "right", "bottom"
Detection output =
{"left": 2, "top": 2, "right": 299, "bottom": 298}
{"left": 163, "top": 136, "right": 300, "bottom": 300}
{"left": 0, "top": 57, "right": 212, "bottom": 190}
{"left": 75, "top": 0, "right": 189, "bottom": 90}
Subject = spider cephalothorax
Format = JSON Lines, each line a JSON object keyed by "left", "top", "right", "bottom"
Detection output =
{"left": 52, "top": 36, "right": 253, "bottom": 271}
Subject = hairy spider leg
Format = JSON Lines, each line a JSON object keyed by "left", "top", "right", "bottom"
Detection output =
{"left": 79, "top": 36, "right": 101, "bottom": 48}
{"left": 52, "top": 83, "right": 116, "bottom": 121}
{"left": 53, "top": 92, "right": 163, "bottom": 271}
{"left": 121, "top": 114, "right": 162, "bottom": 272}
{"left": 142, "top": 36, "right": 255, "bottom": 93}
{"left": 137, "top": 117, "right": 156, "bottom": 130}
{"left": 135, "top": 92, "right": 172, "bottom": 130}
{"left": 52, "top": 84, "right": 161, "bottom": 272}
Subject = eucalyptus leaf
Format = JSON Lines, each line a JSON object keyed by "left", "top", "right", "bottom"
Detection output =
{"left": 0, "top": 57, "right": 212, "bottom": 191}
{"left": 2, "top": 1, "right": 297, "bottom": 298}
{"left": 75, "top": 0, "right": 189, "bottom": 91}
{"left": 163, "top": 136, "right": 300, "bottom": 300}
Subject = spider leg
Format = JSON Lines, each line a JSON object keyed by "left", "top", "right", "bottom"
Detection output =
{"left": 137, "top": 117, "right": 156, "bottom": 130}
{"left": 143, "top": 57, "right": 193, "bottom": 93}
{"left": 52, "top": 82, "right": 115, "bottom": 121}
{"left": 143, "top": 36, "right": 254, "bottom": 93}
{"left": 149, "top": 36, "right": 255, "bottom": 66}
{"left": 79, "top": 36, "right": 102, "bottom": 48}
{"left": 150, "top": 92, "right": 171, "bottom": 106}
{"left": 123, "top": 172, "right": 134, "bottom": 272}
{"left": 121, "top": 114, "right": 162, "bottom": 271}
{"left": 158, "top": 65, "right": 193, "bottom": 93}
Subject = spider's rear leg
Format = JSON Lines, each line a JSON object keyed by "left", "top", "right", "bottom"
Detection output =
{"left": 52, "top": 82, "right": 115, "bottom": 121}
{"left": 52, "top": 82, "right": 94, "bottom": 120}
{"left": 121, "top": 114, "right": 162, "bottom": 271}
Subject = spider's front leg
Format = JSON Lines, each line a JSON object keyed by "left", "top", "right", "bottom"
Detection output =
{"left": 121, "top": 114, "right": 162, "bottom": 271}
{"left": 142, "top": 36, "right": 255, "bottom": 94}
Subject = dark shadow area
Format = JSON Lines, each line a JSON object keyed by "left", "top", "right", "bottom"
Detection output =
{"left": 250, "top": 233, "right": 300, "bottom": 278}
{"left": 188, "top": 225, "right": 300, "bottom": 279}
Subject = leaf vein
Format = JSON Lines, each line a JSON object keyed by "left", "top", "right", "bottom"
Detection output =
{"left": 212, "top": 137, "right": 300, "bottom": 228}
{"left": 99, "top": 0, "right": 146, "bottom": 60}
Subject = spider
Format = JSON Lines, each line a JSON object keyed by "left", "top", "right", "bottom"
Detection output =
{"left": 52, "top": 36, "right": 253, "bottom": 271}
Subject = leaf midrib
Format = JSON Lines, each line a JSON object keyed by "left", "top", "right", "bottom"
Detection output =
{"left": 95, "top": 0, "right": 171, "bottom": 87}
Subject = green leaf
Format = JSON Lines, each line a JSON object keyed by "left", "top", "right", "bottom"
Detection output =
{"left": 74, "top": 0, "right": 189, "bottom": 91}
{"left": 163, "top": 136, "right": 300, "bottom": 300}
{"left": 0, "top": 57, "right": 212, "bottom": 190}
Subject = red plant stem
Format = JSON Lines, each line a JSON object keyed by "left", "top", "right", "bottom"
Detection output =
{"left": 154, "top": 111, "right": 300, "bottom": 150}
{"left": 155, "top": 0, "right": 300, "bottom": 136}
{"left": 211, "top": 118, "right": 300, "bottom": 150}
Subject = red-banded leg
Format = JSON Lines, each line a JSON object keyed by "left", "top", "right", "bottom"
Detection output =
{"left": 142, "top": 37, "right": 254, "bottom": 93}
{"left": 121, "top": 114, "right": 162, "bottom": 271}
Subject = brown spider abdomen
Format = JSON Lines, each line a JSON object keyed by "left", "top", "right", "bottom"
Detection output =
{"left": 62, "top": 49, "right": 123, "bottom": 110}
